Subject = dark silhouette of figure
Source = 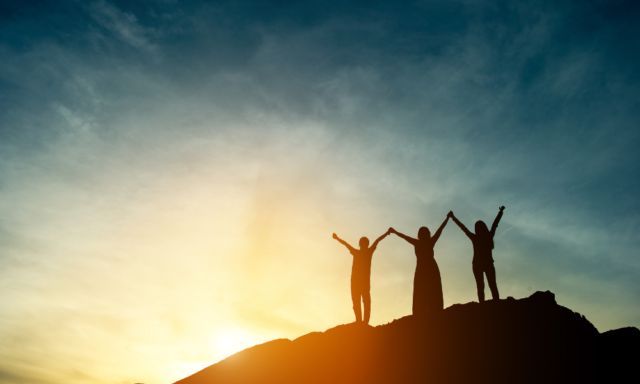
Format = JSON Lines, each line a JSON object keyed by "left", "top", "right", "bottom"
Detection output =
{"left": 333, "top": 231, "right": 389, "bottom": 324}
{"left": 389, "top": 215, "right": 450, "bottom": 315}
{"left": 449, "top": 207, "right": 505, "bottom": 302}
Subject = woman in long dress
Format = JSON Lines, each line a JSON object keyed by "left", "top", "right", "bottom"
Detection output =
{"left": 389, "top": 215, "right": 450, "bottom": 314}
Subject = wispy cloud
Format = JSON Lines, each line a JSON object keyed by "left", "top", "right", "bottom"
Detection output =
{"left": 87, "top": 0, "right": 159, "bottom": 55}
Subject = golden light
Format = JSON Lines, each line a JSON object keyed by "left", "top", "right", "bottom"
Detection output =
{"left": 213, "top": 328, "right": 256, "bottom": 360}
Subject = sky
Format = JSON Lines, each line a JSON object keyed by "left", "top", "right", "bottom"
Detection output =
{"left": 1, "top": 0, "right": 640, "bottom": 383}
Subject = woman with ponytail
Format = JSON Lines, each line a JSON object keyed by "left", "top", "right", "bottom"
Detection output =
{"left": 449, "top": 207, "right": 505, "bottom": 302}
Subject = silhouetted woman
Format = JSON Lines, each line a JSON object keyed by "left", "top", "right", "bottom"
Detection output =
{"left": 389, "top": 215, "right": 450, "bottom": 314}
{"left": 449, "top": 207, "right": 505, "bottom": 302}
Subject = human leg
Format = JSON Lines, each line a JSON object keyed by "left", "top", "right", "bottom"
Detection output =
{"left": 485, "top": 263, "right": 500, "bottom": 300}
{"left": 351, "top": 281, "right": 362, "bottom": 322}
{"left": 362, "top": 290, "right": 371, "bottom": 324}
{"left": 472, "top": 263, "right": 485, "bottom": 303}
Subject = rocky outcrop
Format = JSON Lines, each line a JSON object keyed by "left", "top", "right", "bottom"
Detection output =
{"left": 175, "top": 291, "right": 639, "bottom": 384}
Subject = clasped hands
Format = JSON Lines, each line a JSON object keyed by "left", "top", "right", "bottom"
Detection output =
{"left": 340, "top": 206, "right": 505, "bottom": 239}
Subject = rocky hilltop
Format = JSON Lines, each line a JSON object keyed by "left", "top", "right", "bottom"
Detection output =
{"left": 175, "top": 291, "right": 638, "bottom": 384}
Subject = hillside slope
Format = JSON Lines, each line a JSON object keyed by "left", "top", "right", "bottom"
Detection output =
{"left": 175, "top": 291, "right": 639, "bottom": 384}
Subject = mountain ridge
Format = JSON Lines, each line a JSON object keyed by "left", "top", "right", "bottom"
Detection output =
{"left": 175, "top": 291, "right": 638, "bottom": 384}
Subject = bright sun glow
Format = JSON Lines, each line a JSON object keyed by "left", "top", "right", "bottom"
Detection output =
{"left": 213, "top": 328, "right": 256, "bottom": 360}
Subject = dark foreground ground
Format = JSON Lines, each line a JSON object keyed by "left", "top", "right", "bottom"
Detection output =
{"left": 175, "top": 291, "right": 639, "bottom": 384}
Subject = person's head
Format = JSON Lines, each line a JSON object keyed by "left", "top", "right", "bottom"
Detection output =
{"left": 417, "top": 226, "right": 431, "bottom": 241}
{"left": 359, "top": 237, "right": 370, "bottom": 249}
{"left": 475, "top": 221, "right": 489, "bottom": 235}
{"left": 475, "top": 221, "right": 494, "bottom": 249}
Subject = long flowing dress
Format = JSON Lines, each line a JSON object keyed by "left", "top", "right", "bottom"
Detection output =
{"left": 412, "top": 240, "right": 443, "bottom": 314}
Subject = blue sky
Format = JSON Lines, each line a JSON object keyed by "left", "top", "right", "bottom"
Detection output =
{"left": 1, "top": 1, "right": 640, "bottom": 383}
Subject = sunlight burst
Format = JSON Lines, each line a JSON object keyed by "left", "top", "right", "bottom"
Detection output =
{"left": 213, "top": 328, "right": 256, "bottom": 359}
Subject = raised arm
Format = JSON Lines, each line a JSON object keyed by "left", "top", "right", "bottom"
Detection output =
{"left": 449, "top": 212, "right": 474, "bottom": 240}
{"left": 370, "top": 230, "right": 390, "bottom": 251}
{"left": 389, "top": 227, "right": 418, "bottom": 246}
{"left": 333, "top": 233, "right": 356, "bottom": 253}
{"left": 431, "top": 216, "right": 450, "bottom": 245}
{"left": 490, "top": 206, "right": 505, "bottom": 237}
